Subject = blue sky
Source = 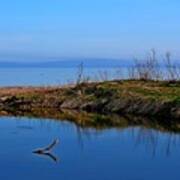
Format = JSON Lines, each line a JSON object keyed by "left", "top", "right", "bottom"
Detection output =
{"left": 0, "top": 0, "right": 179, "bottom": 61}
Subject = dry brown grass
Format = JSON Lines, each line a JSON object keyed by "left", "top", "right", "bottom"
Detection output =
{"left": 0, "top": 85, "right": 75, "bottom": 96}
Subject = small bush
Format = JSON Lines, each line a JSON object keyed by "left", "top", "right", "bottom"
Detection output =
{"left": 129, "top": 49, "right": 179, "bottom": 82}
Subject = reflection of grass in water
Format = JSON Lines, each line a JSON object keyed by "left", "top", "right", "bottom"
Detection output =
{"left": 3, "top": 107, "right": 180, "bottom": 133}
{"left": 3, "top": 102, "right": 180, "bottom": 132}
{"left": 91, "top": 114, "right": 132, "bottom": 128}
{"left": 92, "top": 114, "right": 112, "bottom": 126}
{"left": 130, "top": 127, "right": 180, "bottom": 158}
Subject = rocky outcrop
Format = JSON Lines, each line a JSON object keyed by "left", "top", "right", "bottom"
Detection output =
{"left": 0, "top": 80, "right": 179, "bottom": 121}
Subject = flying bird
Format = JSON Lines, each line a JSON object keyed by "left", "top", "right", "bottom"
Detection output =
{"left": 33, "top": 138, "right": 59, "bottom": 154}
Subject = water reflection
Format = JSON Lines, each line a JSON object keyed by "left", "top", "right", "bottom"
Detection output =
{"left": 0, "top": 115, "right": 180, "bottom": 179}
{"left": 1, "top": 109, "right": 180, "bottom": 158}
{"left": 1, "top": 108, "right": 180, "bottom": 132}
{"left": 131, "top": 127, "right": 180, "bottom": 157}
{"left": 72, "top": 123, "right": 180, "bottom": 158}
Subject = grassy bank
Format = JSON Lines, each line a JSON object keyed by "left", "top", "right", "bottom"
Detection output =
{"left": 0, "top": 80, "right": 179, "bottom": 123}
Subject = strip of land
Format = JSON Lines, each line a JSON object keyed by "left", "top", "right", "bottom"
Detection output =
{"left": 0, "top": 80, "right": 179, "bottom": 123}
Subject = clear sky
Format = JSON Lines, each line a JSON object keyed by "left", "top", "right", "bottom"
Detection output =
{"left": 0, "top": 0, "right": 179, "bottom": 61}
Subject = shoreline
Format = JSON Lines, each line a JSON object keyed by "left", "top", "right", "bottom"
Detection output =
{"left": 0, "top": 80, "right": 179, "bottom": 123}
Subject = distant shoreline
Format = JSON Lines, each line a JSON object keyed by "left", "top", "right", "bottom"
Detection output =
{"left": 0, "top": 59, "right": 132, "bottom": 68}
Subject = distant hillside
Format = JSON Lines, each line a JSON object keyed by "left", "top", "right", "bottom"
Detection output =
{"left": 0, "top": 59, "right": 132, "bottom": 68}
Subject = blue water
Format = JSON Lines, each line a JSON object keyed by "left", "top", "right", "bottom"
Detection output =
{"left": 0, "top": 67, "right": 127, "bottom": 86}
{"left": 0, "top": 67, "right": 179, "bottom": 179}
{"left": 0, "top": 117, "right": 180, "bottom": 180}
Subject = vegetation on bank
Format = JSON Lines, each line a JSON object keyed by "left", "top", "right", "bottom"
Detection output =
{"left": 0, "top": 50, "right": 179, "bottom": 127}
{"left": 0, "top": 80, "right": 179, "bottom": 121}
{"left": 75, "top": 50, "right": 180, "bottom": 84}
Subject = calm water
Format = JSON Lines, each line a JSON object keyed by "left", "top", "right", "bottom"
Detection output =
{"left": 0, "top": 116, "right": 180, "bottom": 180}
{"left": 0, "top": 67, "right": 179, "bottom": 179}
{"left": 0, "top": 67, "right": 126, "bottom": 86}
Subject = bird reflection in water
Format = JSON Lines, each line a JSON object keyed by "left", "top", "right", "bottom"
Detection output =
{"left": 34, "top": 152, "right": 59, "bottom": 163}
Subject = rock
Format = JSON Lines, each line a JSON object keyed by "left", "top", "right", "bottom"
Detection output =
{"left": 104, "top": 98, "right": 130, "bottom": 113}
{"left": 171, "top": 107, "right": 180, "bottom": 119}
{"left": 60, "top": 98, "right": 83, "bottom": 109}
{"left": 0, "top": 96, "right": 10, "bottom": 102}
{"left": 0, "top": 110, "right": 8, "bottom": 115}
{"left": 81, "top": 98, "right": 109, "bottom": 112}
